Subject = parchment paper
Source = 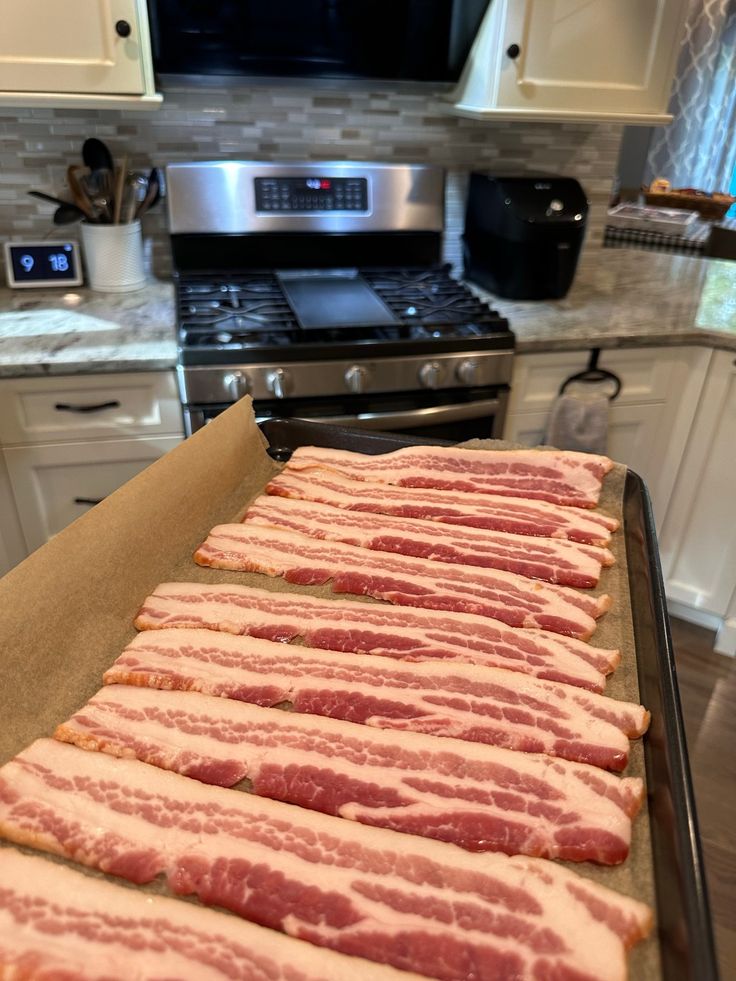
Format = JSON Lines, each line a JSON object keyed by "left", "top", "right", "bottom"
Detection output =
{"left": 0, "top": 397, "right": 659, "bottom": 980}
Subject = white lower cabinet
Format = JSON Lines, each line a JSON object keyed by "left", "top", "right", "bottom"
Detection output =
{"left": 0, "top": 453, "right": 26, "bottom": 577}
{"left": 504, "top": 347, "right": 712, "bottom": 532}
{"left": 658, "top": 349, "right": 736, "bottom": 647}
{"left": 0, "top": 371, "right": 184, "bottom": 564}
{"left": 3, "top": 437, "right": 182, "bottom": 553}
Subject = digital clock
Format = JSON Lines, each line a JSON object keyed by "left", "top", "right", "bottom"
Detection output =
{"left": 4, "top": 240, "right": 83, "bottom": 289}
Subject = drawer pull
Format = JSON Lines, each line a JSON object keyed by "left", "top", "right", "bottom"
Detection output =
{"left": 74, "top": 497, "right": 105, "bottom": 506}
{"left": 55, "top": 400, "right": 121, "bottom": 414}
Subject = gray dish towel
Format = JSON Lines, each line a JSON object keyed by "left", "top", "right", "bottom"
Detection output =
{"left": 543, "top": 386, "right": 610, "bottom": 455}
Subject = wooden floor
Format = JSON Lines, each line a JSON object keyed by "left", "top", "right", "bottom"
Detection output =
{"left": 669, "top": 616, "right": 736, "bottom": 981}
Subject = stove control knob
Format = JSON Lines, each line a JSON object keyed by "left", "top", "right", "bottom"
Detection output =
{"left": 456, "top": 359, "right": 483, "bottom": 386}
{"left": 345, "top": 364, "right": 370, "bottom": 394}
{"left": 224, "top": 371, "right": 251, "bottom": 400}
{"left": 418, "top": 361, "right": 444, "bottom": 390}
{"left": 267, "top": 368, "right": 291, "bottom": 399}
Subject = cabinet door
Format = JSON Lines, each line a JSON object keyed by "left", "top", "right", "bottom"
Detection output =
{"left": 0, "top": 453, "right": 26, "bottom": 577}
{"left": 505, "top": 401, "right": 669, "bottom": 475}
{"left": 496, "top": 0, "right": 687, "bottom": 116}
{"left": 0, "top": 0, "right": 145, "bottom": 94}
{"left": 659, "top": 351, "right": 736, "bottom": 618}
{"left": 505, "top": 347, "right": 711, "bottom": 529}
{"left": 3, "top": 436, "right": 181, "bottom": 554}
{"left": 507, "top": 348, "right": 686, "bottom": 415}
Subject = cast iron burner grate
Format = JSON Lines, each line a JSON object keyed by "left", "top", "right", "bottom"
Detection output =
{"left": 362, "top": 267, "right": 501, "bottom": 326}
{"left": 176, "top": 265, "right": 511, "bottom": 363}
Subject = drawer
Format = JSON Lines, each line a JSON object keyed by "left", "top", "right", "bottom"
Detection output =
{"left": 508, "top": 347, "right": 700, "bottom": 414}
{"left": 0, "top": 371, "right": 183, "bottom": 445}
{"left": 3, "top": 436, "right": 182, "bottom": 553}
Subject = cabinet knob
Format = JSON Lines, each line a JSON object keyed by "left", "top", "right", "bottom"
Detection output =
{"left": 115, "top": 20, "right": 132, "bottom": 38}
{"left": 506, "top": 43, "right": 521, "bottom": 59}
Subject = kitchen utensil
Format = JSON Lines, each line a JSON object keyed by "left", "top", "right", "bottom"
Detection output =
{"left": 28, "top": 190, "right": 75, "bottom": 209}
{"left": 28, "top": 191, "right": 85, "bottom": 225}
{"left": 81, "top": 171, "right": 113, "bottom": 223}
{"left": 134, "top": 168, "right": 161, "bottom": 219}
{"left": 112, "top": 155, "right": 128, "bottom": 224}
{"left": 82, "top": 138, "right": 114, "bottom": 174}
{"left": 123, "top": 172, "right": 148, "bottom": 224}
{"left": 66, "top": 166, "right": 97, "bottom": 222}
{"left": 53, "top": 204, "right": 84, "bottom": 225}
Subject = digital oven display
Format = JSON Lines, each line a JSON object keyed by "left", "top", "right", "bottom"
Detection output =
{"left": 4, "top": 241, "right": 82, "bottom": 288}
{"left": 255, "top": 177, "right": 368, "bottom": 213}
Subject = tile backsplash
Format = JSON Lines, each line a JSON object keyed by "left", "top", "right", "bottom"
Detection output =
{"left": 1, "top": 81, "right": 623, "bottom": 279}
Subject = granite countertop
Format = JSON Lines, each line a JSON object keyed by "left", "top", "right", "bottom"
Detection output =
{"left": 476, "top": 249, "right": 736, "bottom": 354}
{"left": 0, "top": 251, "right": 734, "bottom": 378}
{"left": 0, "top": 280, "right": 177, "bottom": 378}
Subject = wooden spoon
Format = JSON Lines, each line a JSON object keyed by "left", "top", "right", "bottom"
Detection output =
{"left": 112, "top": 155, "right": 128, "bottom": 224}
{"left": 66, "top": 165, "right": 97, "bottom": 221}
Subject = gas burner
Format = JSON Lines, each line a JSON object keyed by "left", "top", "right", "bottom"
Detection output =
{"left": 176, "top": 263, "right": 510, "bottom": 364}
{"left": 363, "top": 266, "right": 501, "bottom": 327}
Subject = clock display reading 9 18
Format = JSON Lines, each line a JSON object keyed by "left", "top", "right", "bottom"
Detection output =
{"left": 4, "top": 241, "right": 83, "bottom": 288}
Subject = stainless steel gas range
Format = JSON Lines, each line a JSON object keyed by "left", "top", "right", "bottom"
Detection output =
{"left": 167, "top": 161, "right": 515, "bottom": 439}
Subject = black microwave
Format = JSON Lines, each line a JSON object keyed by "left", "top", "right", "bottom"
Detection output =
{"left": 147, "top": 0, "right": 491, "bottom": 83}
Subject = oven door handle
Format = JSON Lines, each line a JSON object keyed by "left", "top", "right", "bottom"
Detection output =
{"left": 299, "top": 398, "right": 503, "bottom": 430}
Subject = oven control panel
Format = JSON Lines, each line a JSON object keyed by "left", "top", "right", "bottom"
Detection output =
{"left": 255, "top": 177, "right": 368, "bottom": 212}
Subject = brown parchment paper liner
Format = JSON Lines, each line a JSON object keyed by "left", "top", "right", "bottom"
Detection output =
{"left": 0, "top": 398, "right": 659, "bottom": 980}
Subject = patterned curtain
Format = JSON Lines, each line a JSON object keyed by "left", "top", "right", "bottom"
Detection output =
{"left": 645, "top": 0, "right": 736, "bottom": 195}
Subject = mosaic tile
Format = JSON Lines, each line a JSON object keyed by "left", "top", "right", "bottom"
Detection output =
{"left": 0, "top": 82, "right": 621, "bottom": 280}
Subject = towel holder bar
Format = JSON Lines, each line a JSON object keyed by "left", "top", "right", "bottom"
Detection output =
{"left": 558, "top": 348, "right": 622, "bottom": 400}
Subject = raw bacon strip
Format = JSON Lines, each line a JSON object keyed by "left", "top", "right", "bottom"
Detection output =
{"left": 136, "top": 581, "right": 619, "bottom": 691}
{"left": 195, "top": 524, "right": 611, "bottom": 640}
{"left": 0, "top": 740, "right": 652, "bottom": 981}
{"left": 56, "top": 684, "right": 644, "bottom": 863}
{"left": 0, "top": 850, "right": 417, "bottom": 981}
{"left": 246, "top": 494, "right": 615, "bottom": 588}
{"left": 268, "top": 467, "right": 620, "bottom": 545}
{"left": 106, "top": 628, "right": 649, "bottom": 771}
{"left": 286, "top": 444, "right": 614, "bottom": 508}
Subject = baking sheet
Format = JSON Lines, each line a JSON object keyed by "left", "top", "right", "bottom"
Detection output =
{"left": 262, "top": 426, "right": 657, "bottom": 980}
{"left": 0, "top": 398, "right": 713, "bottom": 980}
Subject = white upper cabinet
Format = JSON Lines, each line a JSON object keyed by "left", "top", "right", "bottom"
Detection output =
{"left": 0, "top": 0, "right": 161, "bottom": 109}
{"left": 450, "top": 0, "right": 689, "bottom": 123}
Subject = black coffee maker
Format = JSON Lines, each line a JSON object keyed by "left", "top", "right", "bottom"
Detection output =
{"left": 462, "top": 175, "right": 588, "bottom": 300}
